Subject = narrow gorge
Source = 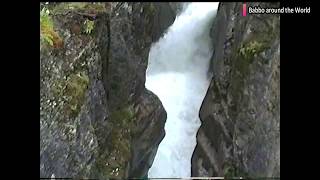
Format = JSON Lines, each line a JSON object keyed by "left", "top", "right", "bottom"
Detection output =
{"left": 145, "top": 3, "right": 219, "bottom": 178}
{"left": 40, "top": 2, "right": 280, "bottom": 179}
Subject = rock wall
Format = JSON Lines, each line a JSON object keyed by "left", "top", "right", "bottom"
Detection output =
{"left": 40, "top": 2, "right": 176, "bottom": 179}
{"left": 192, "top": 2, "right": 280, "bottom": 178}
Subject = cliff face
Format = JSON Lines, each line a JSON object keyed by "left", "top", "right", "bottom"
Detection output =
{"left": 40, "top": 3, "right": 176, "bottom": 179}
{"left": 192, "top": 2, "right": 280, "bottom": 178}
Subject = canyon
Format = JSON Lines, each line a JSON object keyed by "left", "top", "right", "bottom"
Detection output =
{"left": 40, "top": 2, "right": 280, "bottom": 179}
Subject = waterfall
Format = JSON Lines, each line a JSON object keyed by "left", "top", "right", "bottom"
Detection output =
{"left": 145, "top": 2, "right": 219, "bottom": 178}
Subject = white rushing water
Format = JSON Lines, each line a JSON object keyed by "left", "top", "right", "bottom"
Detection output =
{"left": 145, "top": 2, "right": 219, "bottom": 178}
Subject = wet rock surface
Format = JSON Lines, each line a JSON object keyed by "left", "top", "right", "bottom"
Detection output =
{"left": 40, "top": 2, "right": 176, "bottom": 179}
{"left": 192, "top": 2, "right": 280, "bottom": 178}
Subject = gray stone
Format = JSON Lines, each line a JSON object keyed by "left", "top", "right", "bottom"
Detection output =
{"left": 40, "top": 2, "right": 177, "bottom": 179}
{"left": 192, "top": 2, "right": 280, "bottom": 178}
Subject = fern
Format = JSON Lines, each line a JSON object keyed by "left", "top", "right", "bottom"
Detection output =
{"left": 84, "top": 19, "right": 95, "bottom": 34}
{"left": 42, "top": 34, "right": 54, "bottom": 46}
{"left": 40, "top": 8, "right": 53, "bottom": 29}
{"left": 40, "top": 7, "right": 63, "bottom": 48}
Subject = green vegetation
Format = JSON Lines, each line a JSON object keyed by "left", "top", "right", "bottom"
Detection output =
{"left": 95, "top": 105, "right": 135, "bottom": 178}
{"left": 40, "top": 8, "right": 54, "bottom": 46}
{"left": 108, "top": 105, "right": 135, "bottom": 164}
{"left": 229, "top": 39, "right": 267, "bottom": 116}
{"left": 65, "top": 72, "right": 89, "bottom": 115}
{"left": 52, "top": 71, "right": 89, "bottom": 118}
{"left": 109, "top": 106, "right": 135, "bottom": 125}
{"left": 234, "top": 35, "right": 272, "bottom": 90}
{"left": 51, "top": 2, "right": 107, "bottom": 15}
{"left": 40, "top": 7, "right": 63, "bottom": 48}
{"left": 224, "top": 163, "right": 237, "bottom": 178}
{"left": 146, "top": 3, "right": 156, "bottom": 15}
{"left": 84, "top": 19, "right": 95, "bottom": 34}
{"left": 223, "top": 162, "right": 249, "bottom": 179}
{"left": 239, "top": 40, "right": 264, "bottom": 61}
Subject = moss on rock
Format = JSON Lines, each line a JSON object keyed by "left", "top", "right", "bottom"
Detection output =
{"left": 95, "top": 105, "right": 135, "bottom": 178}
{"left": 239, "top": 40, "right": 264, "bottom": 62}
{"left": 223, "top": 162, "right": 249, "bottom": 178}
{"left": 65, "top": 72, "right": 89, "bottom": 115}
{"left": 52, "top": 71, "right": 89, "bottom": 118}
{"left": 51, "top": 2, "right": 107, "bottom": 15}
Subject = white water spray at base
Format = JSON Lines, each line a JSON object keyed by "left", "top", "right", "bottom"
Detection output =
{"left": 145, "top": 3, "right": 219, "bottom": 178}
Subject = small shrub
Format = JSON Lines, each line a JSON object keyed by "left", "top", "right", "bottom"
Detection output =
{"left": 239, "top": 41, "right": 264, "bottom": 60}
{"left": 84, "top": 19, "right": 95, "bottom": 34}
{"left": 40, "top": 7, "right": 63, "bottom": 48}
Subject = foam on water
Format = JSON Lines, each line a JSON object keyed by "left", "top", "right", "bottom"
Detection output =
{"left": 145, "top": 2, "right": 219, "bottom": 178}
